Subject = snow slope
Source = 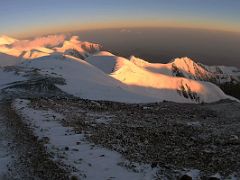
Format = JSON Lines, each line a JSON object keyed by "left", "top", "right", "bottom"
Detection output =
{"left": 19, "top": 53, "right": 236, "bottom": 103}
{"left": 20, "top": 54, "right": 155, "bottom": 103}
{"left": 0, "top": 35, "right": 238, "bottom": 103}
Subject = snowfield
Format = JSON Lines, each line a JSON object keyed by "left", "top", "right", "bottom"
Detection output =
{"left": 19, "top": 53, "right": 236, "bottom": 103}
{"left": 20, "top": 55, "right": 155, "bottom": 103}
{"left": 0, "top": 35, "right": 239, "bottom": 104}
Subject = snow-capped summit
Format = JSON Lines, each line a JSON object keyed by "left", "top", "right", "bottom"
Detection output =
{"left": 170, "top": 57, "right": 213, "bottom": 80}
{"left": 170, "top": 57, "right": 240, "bottom": 84}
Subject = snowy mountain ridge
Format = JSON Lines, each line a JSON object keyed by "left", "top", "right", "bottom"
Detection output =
{"left": 0, "top": 35, "right": 239, "bottom": 104}
{"left": 130, "top": 56, "right": 240, "bottom": 84}
{"left": 0, "top": 35, "right": 101, "bottom": 60}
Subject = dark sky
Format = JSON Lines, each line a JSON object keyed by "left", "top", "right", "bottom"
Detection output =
{"left": 74, "top": 28, "right": 240, "bottom": 67}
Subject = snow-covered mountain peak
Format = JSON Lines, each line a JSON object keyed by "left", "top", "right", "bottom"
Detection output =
{"left": 171, "top": 57, "right": 206, "bottom": 73}
{"left": 171, "top": 57, "right": 195, "bottom": 65}
{"left": 170, "top": 57, "right": 213, "bottom": 80}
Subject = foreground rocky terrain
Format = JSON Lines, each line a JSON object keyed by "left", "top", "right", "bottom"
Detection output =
{"left": 29, "top": 98, "right": 240, "bottom": 179}
{"left": 0, "top": 74, "right": 239, "bottom": 179}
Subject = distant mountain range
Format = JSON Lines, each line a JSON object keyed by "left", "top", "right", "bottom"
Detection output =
{"left": 0, "top": 35, "right": 239, "bottom": 103}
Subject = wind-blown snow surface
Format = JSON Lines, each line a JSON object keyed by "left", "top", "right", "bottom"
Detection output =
{"left": 0, "top": 35, "right": 239, "bottom": 103}
{"left": 14, "top": 99, "right": 157, "bottom": 180}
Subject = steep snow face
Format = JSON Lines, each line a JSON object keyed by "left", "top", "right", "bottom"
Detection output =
{"left": 170, "top": 57, "right": 213, "bottom": 80}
